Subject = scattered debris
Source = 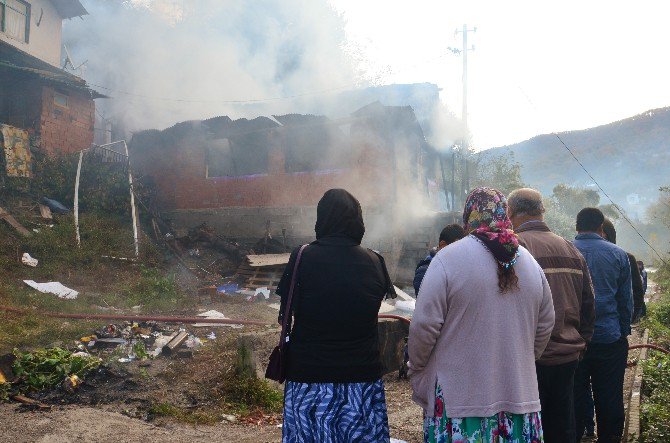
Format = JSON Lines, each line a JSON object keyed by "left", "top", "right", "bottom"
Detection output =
{"left": 221, "top": 414, "right": 237, "bottom": 423}
{"left": 379, "top": 301, "right": 396, "bottom": 314}
{"left": 162, "top": 331, "right": 189, "bottom": 356}
{"left": 184, "top": 336, "right": 202, "bottom": 349}
{"left": 235, "top": 254, "right": 287, "bottom": 290}
{"left": 38, "top": 204, "right": 53, "bottom": 220}
{"left": 92, "top": 338, "right": 127, "bottom": 349}
{"left": 62, "top": 374, "right": 81, "bottom": 393}
{"left": 11, "top": 394, "right": 51, "bottom": 410}
{"left": 0, "top": 206, "right": 32, "bottom": 237}
{"left": 40, "top": 197, "right": 69, "bottom": 214}
{"left": 194, "top": 310, "right": 244, "bottom": 328}
{"left": 246, "top": 253, "right": 290, "bottom": 267}
{"left": 395, "top": 300, "right": 416, "bottom": 313}
{"left": 254, "top": 287, "right": 271, "bottom": 300}
{"left": 216, "top": 283, "right": 240, "bottom": 295}
{"left": 21, "top": 252, "right": 38, "bottom": 267}
{"left": 393, "top": 285, "right": 415, "bottom": 302}
{"left": 23, "top": 280, "right": 79, "bottom": 299}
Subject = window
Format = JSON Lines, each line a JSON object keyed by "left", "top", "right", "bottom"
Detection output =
{"left": 54, "top": 92, "right": 68, "bottom": 108}
{"left": 1, "top": 0, "right": 30, "bottom": 43}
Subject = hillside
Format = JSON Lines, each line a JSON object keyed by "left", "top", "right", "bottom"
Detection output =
{"left": 484, "top": 108, "right": 670, "bottom": 218}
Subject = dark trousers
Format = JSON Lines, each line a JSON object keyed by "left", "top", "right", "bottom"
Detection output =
{"left": 536, "top": 359, "right": 578, "bottom": 443}
{"left": 574, "top": 337, "right": 628, "bottom": 443}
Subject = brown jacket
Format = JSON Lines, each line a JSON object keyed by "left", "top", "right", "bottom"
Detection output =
{"left": 516, "top": 221, "right": 595, "bottom": 365}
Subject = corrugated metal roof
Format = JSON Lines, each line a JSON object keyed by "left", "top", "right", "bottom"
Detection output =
{"left": 51, "top": 0, "right": 88, "bottom": 19}
{"left": 246, "top": 253, "right": 291, "bottom": 267}
{"left": 0, "top": 40, "right": 105, "bottom": 98}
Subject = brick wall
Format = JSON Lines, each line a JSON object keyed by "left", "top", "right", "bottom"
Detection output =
{"left": 39, "top": 86, "right": 94, "bottom": 155}
{"left": 132, "top": 133, "right": 395, "bottom": 211}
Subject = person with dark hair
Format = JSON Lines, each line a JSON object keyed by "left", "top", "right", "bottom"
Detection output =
{"left": 277, "top": 189, "right": 395, "bottom": 442}
{"left": 508, "top": 188, "right": 595, "bottom": 443}
{"left": 413, "top": 223, "right": 465, "bottom": 294}
{"left": 573, "top": 208, "right": 633, "bottom": 443}
{"left": 409, "top": 187, "right": 554, "bottom": 442}
{"left": 575, "top": 207, "right": 606, "bottom": 232}
{"left": 602, "top": 219, "right": 645, "bottom": 323}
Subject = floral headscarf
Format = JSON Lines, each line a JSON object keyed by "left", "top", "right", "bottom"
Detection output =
{"left": 463, "top": 187, "right": 520, "bottom": 269}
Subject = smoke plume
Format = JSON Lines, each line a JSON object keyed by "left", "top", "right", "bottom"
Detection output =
{"left": 63, "top": 0, "right": 360, "bottom": 133}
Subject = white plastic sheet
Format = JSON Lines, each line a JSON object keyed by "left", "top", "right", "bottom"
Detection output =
{"left": 194, "top": 309, "right": 243, "bottom": 328}
{"left": 395, "top": 299, "right": 416, "bottom": 313}
{"left": 23, "top": 280, "right": 79, "bottom": 299}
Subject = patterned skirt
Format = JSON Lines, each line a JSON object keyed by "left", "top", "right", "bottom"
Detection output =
{"left": 424, "top": 384, "right": 544, "bottom": 443}
{"left": 282, "top": 379, "right": 390, "bottom": 443}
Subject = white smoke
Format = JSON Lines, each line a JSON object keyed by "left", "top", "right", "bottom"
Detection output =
{"left": 63, "top": 0, "right": 362, "bottom": 133}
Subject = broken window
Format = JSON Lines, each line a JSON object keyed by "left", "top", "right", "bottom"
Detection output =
{"left": 1, "top": 0, "right": 30, "bottom": 43}
{"left": 279, "top": 117, "right": 351, "bottom": 173}
{"left": 206, "top": 136, "right": 270, "bottom": 178}
{"left": 53, "top": 92, "right": 68, "bottom": 108}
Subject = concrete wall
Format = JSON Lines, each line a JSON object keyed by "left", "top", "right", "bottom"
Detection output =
{"left": 0, "top": 0, "right": 63, "bottom": 66}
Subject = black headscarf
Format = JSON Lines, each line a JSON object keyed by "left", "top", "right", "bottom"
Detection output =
{"left": 315, "top": 189, "right": 365, "bottom": 244}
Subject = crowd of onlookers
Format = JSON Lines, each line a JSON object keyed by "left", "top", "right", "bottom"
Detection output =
{"left": 275, "top": 186, "right": 644, "bottom": 443}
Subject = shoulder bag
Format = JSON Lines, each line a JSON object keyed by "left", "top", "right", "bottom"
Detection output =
{"left": 265, "top": 244, "right": 307, "bottom": 383}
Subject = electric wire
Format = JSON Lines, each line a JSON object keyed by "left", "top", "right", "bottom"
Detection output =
{"left": 551, "top": 132, "right": 668, "bottom": 266}
{"left": 515, "top": 87, "right": 668, "bottom": 265}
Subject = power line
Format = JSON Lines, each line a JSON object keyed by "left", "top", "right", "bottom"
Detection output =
{"left": 551, "top": 132, "right": 668, "bottom": 266}
{"left": 515, "top": 86, "right": 668, "bottom": 265}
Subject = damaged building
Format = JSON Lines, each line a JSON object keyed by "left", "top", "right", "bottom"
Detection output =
{"left": 131, "top": 102, "right": 455, "bottom": 281}
{"left": 0, "top": 0, "right": 103, "bottom": 178}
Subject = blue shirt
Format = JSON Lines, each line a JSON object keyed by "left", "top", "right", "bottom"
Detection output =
{"left": 573, "top": 233, "right": 633, "bottom": 344}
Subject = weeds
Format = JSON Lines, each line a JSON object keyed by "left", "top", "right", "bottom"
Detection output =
{"left": 639, "top": 264, "right": 670, "bottom": 441}
{"left": 11, "top": 347, "right": 100, "bottom": 392}
{"left": 149, "top": 402, "right": 220, "bottom": 425}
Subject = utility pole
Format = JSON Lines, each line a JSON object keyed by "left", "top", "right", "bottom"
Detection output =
{"left": 449, "top": 25, "right": 476, "bottom": 204}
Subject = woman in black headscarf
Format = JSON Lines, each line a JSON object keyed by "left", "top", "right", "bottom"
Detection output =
{"left": 277, "top": 189, "right": 394, "bottom": 443}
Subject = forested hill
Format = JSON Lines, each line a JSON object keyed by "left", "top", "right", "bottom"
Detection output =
{"left": 483, "top": 107, "right": 670, "bottom": 218}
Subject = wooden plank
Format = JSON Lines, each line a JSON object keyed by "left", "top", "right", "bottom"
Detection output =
{"left": 0, "top": 207, "right": 31, "bottom": 237}
{"left": 246, "top": 253, "right": 290, "bottom": 267}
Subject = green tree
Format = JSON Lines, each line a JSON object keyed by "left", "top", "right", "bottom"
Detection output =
{"left": 551, "top": 184, "right": 600, "bottom": 218}
{"left": 472, "top": 152, "right": 525, "bottom": 196}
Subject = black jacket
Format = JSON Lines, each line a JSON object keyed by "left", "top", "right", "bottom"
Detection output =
{"left": 276, "top": 189, "right": 393, "bottom": 383}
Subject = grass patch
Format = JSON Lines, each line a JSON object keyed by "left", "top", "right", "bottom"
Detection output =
{"left": 149, "top": 402, "right": 221, "bottom": 425}
{"left": 215, "top": 373, "right": 283, "bottom": 416}
{"left": 639, "top": 264, "right": 670, "bottom": 442}
{"left": 0, "top": 210, "right": 188, "bottom": 353}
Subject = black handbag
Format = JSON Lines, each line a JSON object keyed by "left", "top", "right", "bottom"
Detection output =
{"left": 265, "top": 244, "right": 307, "bottom": 383}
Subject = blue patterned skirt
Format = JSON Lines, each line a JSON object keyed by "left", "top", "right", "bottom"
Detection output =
{"left": 282, "top": 379, "right": 390, "bottom": 443}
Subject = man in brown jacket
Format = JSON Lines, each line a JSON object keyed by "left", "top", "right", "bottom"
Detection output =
{"left": 508, "top": 188, "right": 595, "bottom": 443}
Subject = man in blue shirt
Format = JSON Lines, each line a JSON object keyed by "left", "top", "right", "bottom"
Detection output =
{"left": 572, "top": 208, "right": 632, "bottom": 443}
{"left": 413, "top": 223, "right": 465, "bottom": 294}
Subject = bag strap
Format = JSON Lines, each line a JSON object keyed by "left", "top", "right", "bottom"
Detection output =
{"left": 278, "top": 244, "right": 308, "bottom": 346}
{"left": 369, "top": 249, "right": 397, "bottom": 299}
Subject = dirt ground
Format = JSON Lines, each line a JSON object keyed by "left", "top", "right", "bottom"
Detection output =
{"left": 0, "top": 374, "right": 421, "bottom": 443}
{"left": 1, "top": 260, "right": 657, "bottom": 443}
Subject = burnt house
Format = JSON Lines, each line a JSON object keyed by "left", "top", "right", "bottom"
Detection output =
{"left": 0, "top": 0, "right": 102, "bottom": 166}
{"left": 131, "top": 102, "right": 452, "bottom": 281}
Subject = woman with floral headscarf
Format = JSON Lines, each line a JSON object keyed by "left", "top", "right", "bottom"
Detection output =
{"left": 408, "top": 187, "right": 555, "bottom": 443}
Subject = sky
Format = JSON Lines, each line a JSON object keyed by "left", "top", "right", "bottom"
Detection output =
{"left": 329, "top": 0, "right": 670, "bottom": 148}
